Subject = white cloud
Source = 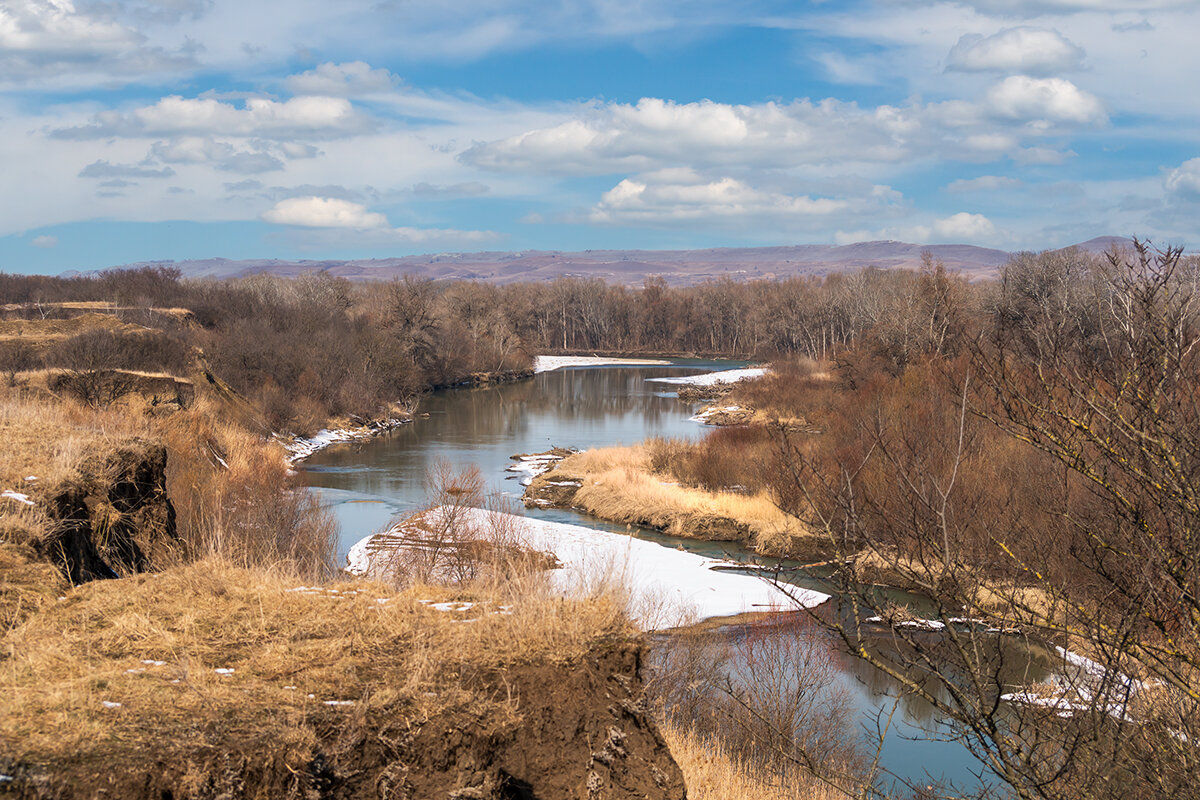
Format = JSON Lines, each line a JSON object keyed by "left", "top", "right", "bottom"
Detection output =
{"left": 262, "top": 196, "right": 388, "bottom": 229}
{"left": 261, "top": 195, "right": 501, "bottom": 245}
{"left": 589, "top": 175, "right": 850, "bottom": 225}
{"left": 0, "top": 0, "right": 195, "bottom": 82}
{"left": 834, "top": 212, "right": 1000, "bottom": 245}
{"left": 984, "top": 76, "right": 1106, "bottom": 124}
{"left": 78, "top": 160, "right": 175, "bottom": 178}
{"left": 947, "top": 27, "right": 1085, "bottom": 74}
{"left": 1164, "top": 157, "right": 1200, "bottom": 200}
{"left": 285, "top": 62, "right": 398, "bottom": 96}
{"left": 31, "top": 234, "right": 57, "bottom": 248}
{"left": 54, "top": 95, "right": 372, "bottom": 140}
{"left": 934, "top": 211, "right": 997, "bottom": 239}
{"left": 945, "top": 175, "right": 1024, "bottom": 192}
{"left": 464, "top": 97, "right": 922, "bottom": 174}
{"left": 145, "top": 137, "right": 321, "bottom": 174}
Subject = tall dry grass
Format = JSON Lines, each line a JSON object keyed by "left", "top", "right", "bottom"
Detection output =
{"left": 544, "top": 444, "right": 814, "bottom": 555}
{"left": 661, "top": 720, "right": 850, "bottom": 800}
{"left": 162, "top": 397, "right": 337, "bottom": 579}
{"left": 0, "top": 556, "right": 633, "bottom": 763}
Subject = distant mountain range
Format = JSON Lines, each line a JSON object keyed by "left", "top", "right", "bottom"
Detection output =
{"left": 102, "top": 236, "right": 1135, "bottom": 286}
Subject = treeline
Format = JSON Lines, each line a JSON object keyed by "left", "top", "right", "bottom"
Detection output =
{"left": 648, "top": 239, "right": 1200, "bottom": 799}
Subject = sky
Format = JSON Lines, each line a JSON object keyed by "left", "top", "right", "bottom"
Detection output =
{"left": 1, "top": 0, "right": 1199, "bottom": 274}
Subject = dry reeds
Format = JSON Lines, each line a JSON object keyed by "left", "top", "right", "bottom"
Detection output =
{"left": 660, "top": 720, "right": 850, "bottom": 800}
{"left": 538, "top": 444, "right": 815, "bottom": 556}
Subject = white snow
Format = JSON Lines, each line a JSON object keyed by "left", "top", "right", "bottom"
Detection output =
{"left": 347, "top": 508, "right": 828, "bottom": 630}
{"left": 280, "top": 418, "right": 409, "bottom": 464}
{"left": 214, "top": 668, "right": 234, "bottom": 676}
{"left": 506, "top": 453, "right": 565, "bottom": 486}
{"left": 690, "top": 405, "right": 744, "bottom": 424}
{"left": 141, "top": 660, "right": 166, "bottom": 666}
{"left": 534, "top": 355, "right": 673, "bottom": 373}
{"left": 323, "top": 700, "right": 355, "bottom": 706}
{"left": 101, "top": 701, "right": 122, "bottom": 709}
{"left": 24, "top": 475, "right": 37, "bottom": 482}
{"left": 1, "top": 490, "right": 34, "bottom": 506}
{"left": 647, "top": 367, "right": 768, "bottom": 387}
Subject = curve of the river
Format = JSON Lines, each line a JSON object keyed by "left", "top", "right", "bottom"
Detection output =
{"left": 299, "top": 361, "right": 1040, "bottom": 794}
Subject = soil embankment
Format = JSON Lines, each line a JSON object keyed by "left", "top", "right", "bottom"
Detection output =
{"left": 0, "top": 562, "right": 684, "bottom": 800}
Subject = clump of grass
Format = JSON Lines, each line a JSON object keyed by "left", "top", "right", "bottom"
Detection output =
{"left": 660, "top": 720, "right": 848, "bottom": 800}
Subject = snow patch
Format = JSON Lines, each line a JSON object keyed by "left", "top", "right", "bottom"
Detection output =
{"left": 1, "top": 490, "right": 34, "bottom": 506}
{"left": 280, "top": 417, "right": 409, "bottom": 464}
{"left": 647, "top": 367, "right": 768, "bottom": 387}
{"left": 534, "top": 355, "right": 673, "bottom": 373}
{"left": 101, "top": 701, "right": 122, "bottom": 709}
{"left": 347, "top": 508, "right": 827, "bottom": 630}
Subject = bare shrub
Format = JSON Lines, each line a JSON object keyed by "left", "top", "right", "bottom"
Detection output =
{"left": 375, "top": 460, "right": 549, "bottom": 588}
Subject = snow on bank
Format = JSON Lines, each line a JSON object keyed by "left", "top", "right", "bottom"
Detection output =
{"left": 647, "top": 367, "right": 768, "bottom": 387}
{"left": 346, "top": 508, "right": 827, "bottom": 630}
{"left": 690, "top": 405, "right": 744, "bottom": 424}
{"left": 279, "top": 418, "right": 409, "bottom": 464}
{"left": 534, "top": 355, "right": 673, "bottom": 373}
{"left": 506, "top": 450, "right": 574, "bottom": 486}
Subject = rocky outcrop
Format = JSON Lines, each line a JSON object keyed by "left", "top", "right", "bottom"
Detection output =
{"left": 34, "top": 439, "right": 177, "bottom": 583}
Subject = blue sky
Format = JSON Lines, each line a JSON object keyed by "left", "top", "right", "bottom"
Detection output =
{"left": 2, "top": 0, "right": 1199, "bottom": 274}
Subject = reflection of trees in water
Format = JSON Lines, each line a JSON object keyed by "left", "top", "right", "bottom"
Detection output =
{"left": 649, "top": 613, "right": 1056, "bottom": 791}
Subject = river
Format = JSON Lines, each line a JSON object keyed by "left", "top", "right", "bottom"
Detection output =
{"left": 299, "top": 361, "right": 1047, "bottom": 794}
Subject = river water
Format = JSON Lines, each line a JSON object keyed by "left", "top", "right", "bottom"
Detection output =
{"left": 300, "top": 361, "right": 1045, "bottom": 794}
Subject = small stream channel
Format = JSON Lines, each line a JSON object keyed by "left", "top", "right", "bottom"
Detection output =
{"left": 299, "top": 361, "right": 1052, "bottom": 794}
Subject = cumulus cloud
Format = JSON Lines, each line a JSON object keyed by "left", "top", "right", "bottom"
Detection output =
{"left": 149, "top": 137, "right": 290, "bottom": 173}
{"left": 464, "top": 88, "right": 1108, "bottom": 178}
{"left": 54, "top": 95, "right": 372, "bottom": 140}
{"left": 285, "top": 62, "right": 398, "bottom": 96}
{"left": 835, "top": 212, "right": 1000, "bottom": 245}
{"left": 934, "top": 212, "right": 997, "bottom": 239}
{"left": 31, "top": 234, "right": 57, "bottom": 248}
{"left": 0, "top": 0, "right": 195, "bottom": 82}
{"left": 945, "top": 175, "right": 1024, "bottom": 192}
{"left": 984, "top": 76, "right": 1106, "bottom": 124}
{"left": 1164, "top": 157, "right": 1200, "bottom": 200}
{"left": 78, "top": 160, "right": 175, "bottom": 178}
{"left": 262, "top": 197, "right": 388, "bottom": 229}
{"left": 589, "top": 176, "right": 849, "bottom": 224}
{"left": 463, "top": 97, "right": 921, "bottom": 174}
{"left": 947, "top": 27, "right": 1085, "bottom": 75}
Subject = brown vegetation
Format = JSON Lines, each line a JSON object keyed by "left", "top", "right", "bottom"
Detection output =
{"left": 0, "top": 559, "right": 681, "bottom": 799}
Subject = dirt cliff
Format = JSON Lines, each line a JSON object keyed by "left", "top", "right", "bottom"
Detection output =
{"left": 34, "top": 439, "right": 177, "bottom": 583}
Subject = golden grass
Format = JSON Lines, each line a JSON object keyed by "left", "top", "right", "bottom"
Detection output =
{"left": 539, "top": 444, "right": 816, "bottom": 555}
{"left": 660, "top": 720, "right": 848, "bottom": 800}
{"left": 0, "top": 312, "right": 147, "bottom": 343}
{"left": 0, "top": 558, "right": 633, "bottom": 765}
{"left": 0, "top": 390, "right": 154, "bottom": 492}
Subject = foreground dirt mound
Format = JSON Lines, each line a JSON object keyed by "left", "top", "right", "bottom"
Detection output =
{"left": 0, "top": 564, "right": 685, "bottom": 800}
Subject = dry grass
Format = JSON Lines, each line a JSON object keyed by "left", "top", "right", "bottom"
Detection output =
{"left": 660, "top": 720, "right": 848, "bottom": 800}
{"left": 0, "top": 557, "right": 633, "bottom": 766}
{"left": 0, "top": 390, "right": 154, "bottom": 492}
{"left": 539, "top": 444, "right": 817, "bottom": 556}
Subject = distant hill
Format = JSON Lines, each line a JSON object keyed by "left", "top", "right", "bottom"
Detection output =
{"left": 98, "top": 237, "right": 1138, "bottom": 286}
